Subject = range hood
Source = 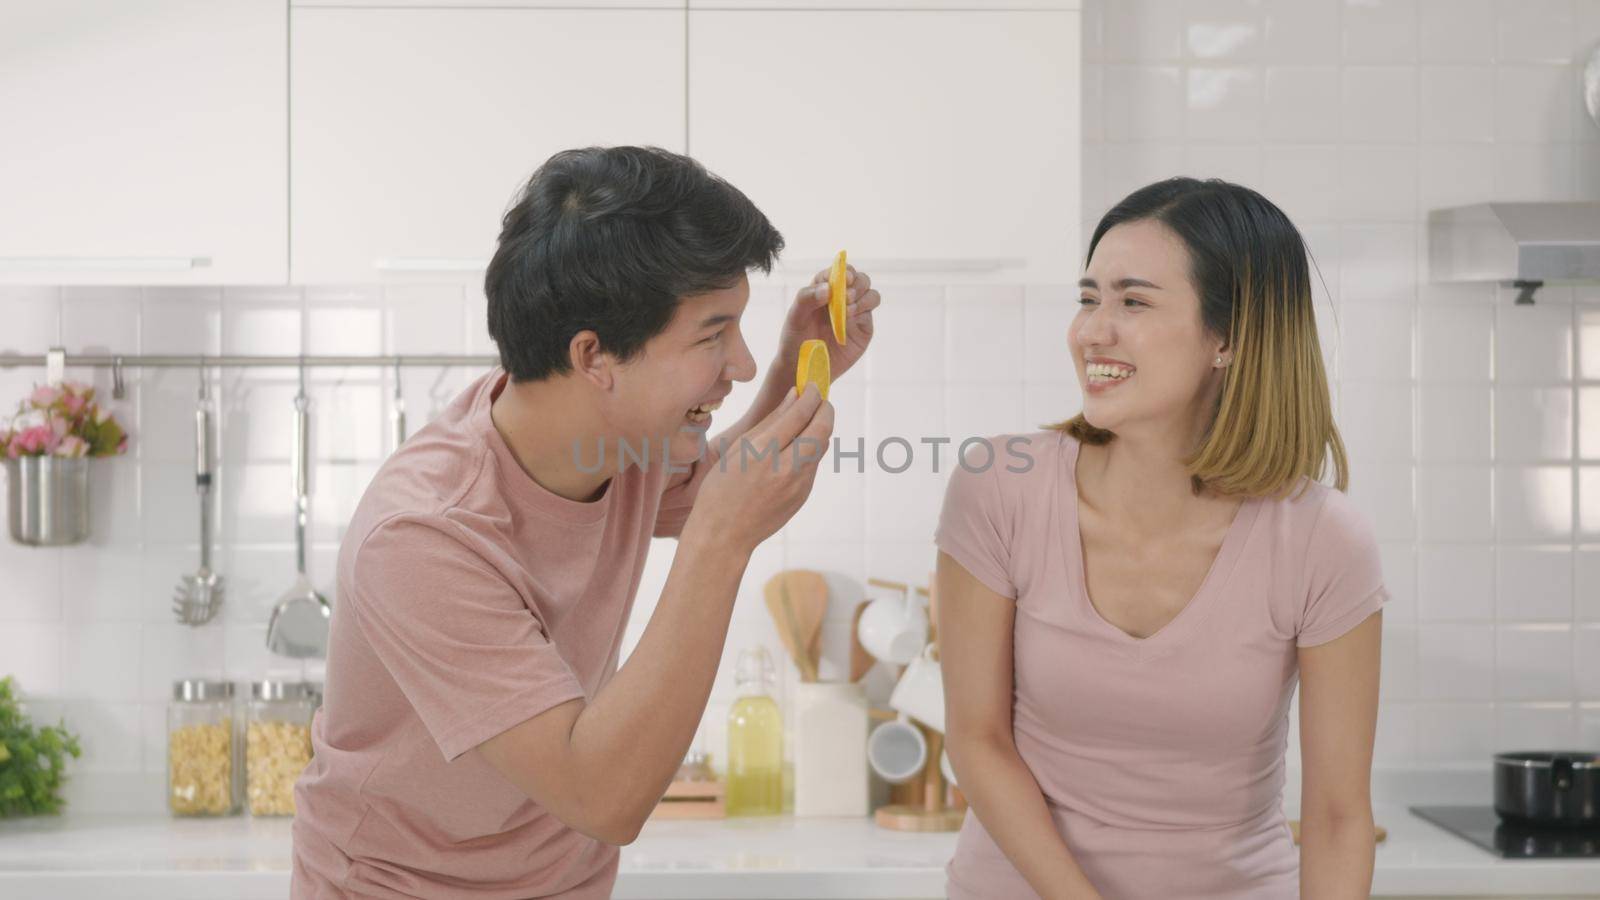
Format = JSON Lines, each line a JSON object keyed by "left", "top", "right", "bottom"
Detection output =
{"left": 1428, "top": 203, "right": 1600, "bottom": 303}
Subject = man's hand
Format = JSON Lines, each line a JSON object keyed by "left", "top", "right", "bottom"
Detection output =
{"left": 777, "top": 264, "right": 881, "bottom": 384}
{"left": 686, "top": 383, "right": 834, "bottom": 556}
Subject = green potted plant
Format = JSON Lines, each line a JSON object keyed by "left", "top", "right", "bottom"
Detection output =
{"left": 1, "top": 381, "right": 128, "bottom": 546}
{"left": 0, "top": 676, "right": 81, "bottom": 818}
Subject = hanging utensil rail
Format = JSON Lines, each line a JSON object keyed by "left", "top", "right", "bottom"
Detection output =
{"left": 0, "top": 351, "right": 496, "bottom": 369}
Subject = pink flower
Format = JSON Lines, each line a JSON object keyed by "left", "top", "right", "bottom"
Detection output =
{"left": 15, "top": 424, "right": 58, "bottom": 455}
{"left": 6, "top": 381, "right": 130, "bottom": 458}
{"left": 12, "top": 409, "right": 45, "bottom": 432}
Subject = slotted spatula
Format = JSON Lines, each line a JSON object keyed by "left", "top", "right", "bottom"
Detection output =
{"left": 265, "top": 372, "right": 331, "bottom": 658}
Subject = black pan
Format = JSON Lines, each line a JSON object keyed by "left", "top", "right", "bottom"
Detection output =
{"left": 1494, "top": 751, "right": 1600, "bottom": 827}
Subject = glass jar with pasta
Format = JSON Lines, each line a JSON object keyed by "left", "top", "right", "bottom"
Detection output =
{"left": 167, "top": 680, "right": 240, "bottom": 816}
{"left": 245, "top": 680, "right": 315, "bottom": 817}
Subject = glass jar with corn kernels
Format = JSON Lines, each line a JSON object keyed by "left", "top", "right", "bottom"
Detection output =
{"left": 167, "top": 680, "right": 241, "bottom": 817}
{"left": 245, "top": 680, "right": 315, "bottom": 817}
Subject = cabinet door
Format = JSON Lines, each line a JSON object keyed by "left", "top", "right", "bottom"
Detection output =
{"left": 688, "top": 10, "right": 1079, "bottom": 283}
{"left": 290, "top": 7, "right": 685, "bottom": 283}
{"left": 689, "top": 0, "right": 1077, "bottom": 8}
{"left": 294, "top": 0, "right": 681, "bottom": 7}
{"left": 0, "top": 0, "right": 287, "bottom": 284}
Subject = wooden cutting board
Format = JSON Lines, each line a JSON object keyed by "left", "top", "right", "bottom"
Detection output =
{"left": 1288, "top": 820, "right": 1387, "bottom": 844}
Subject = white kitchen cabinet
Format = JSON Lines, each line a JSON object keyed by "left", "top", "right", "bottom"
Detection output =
{"left": 0, "top": 0, "right": 287, "bottom": 285}
{"left": 290, "top": 6, "right": 685, "bottom": 284}
{"left": 687, "top": 9, "right": 1079, "bottom": 283}
{"left": 294, "top": 0, "right": 680, "bottom": 7}
{"left": 690, "top": 0, "right": 1077, "bottom": 8}
{"left": 293, "top": 1, "right": 1079, "bottom": 9}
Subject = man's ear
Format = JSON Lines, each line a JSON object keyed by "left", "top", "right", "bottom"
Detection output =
{"left": 569, "top": 330, "right": 616, "bottom": 391}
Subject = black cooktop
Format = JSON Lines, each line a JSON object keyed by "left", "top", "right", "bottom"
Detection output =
{"left": 1410, "top": 805, "right": 1600, "bottom": 858}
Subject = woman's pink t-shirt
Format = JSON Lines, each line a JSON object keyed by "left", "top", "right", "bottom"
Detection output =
{"left": 934, "top": 431, "right": 1387, "bottom": 900}
{"left": 291, "top": 369, "right": 706, "bottom": 899}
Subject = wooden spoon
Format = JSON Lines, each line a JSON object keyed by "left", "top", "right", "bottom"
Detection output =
{"left": 764, "top": 570, "right": 828, "bottom": 681}
{"left": 917, "top": 585, "right": 936, "bottom": 653}
{"left": 763, "top": 574, "right": 814, "bottom": 682}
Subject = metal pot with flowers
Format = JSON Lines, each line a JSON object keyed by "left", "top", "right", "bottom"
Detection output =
{"left": 0, "top": 382, "right": 128, "bottom": 546}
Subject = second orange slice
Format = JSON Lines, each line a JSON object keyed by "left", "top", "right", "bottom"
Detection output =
{"left": 828, "top": 250, "right": 848, "bottom": 346}
{"left": 795, "top": 339, "right": 831, "bottom": 401}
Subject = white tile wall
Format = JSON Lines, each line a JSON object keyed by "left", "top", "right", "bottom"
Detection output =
{"left": 1083, "top": 0, "right": 1600, "bottom": 771}
{"left": 0, "top": 284, "right": 489, "bottom": 813}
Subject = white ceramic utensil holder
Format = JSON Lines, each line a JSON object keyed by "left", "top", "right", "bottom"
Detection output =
{"left": 792, "top": 682, "right": 869, "bottom": 817}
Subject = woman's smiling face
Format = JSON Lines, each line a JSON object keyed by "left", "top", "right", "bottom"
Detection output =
{"left": 1070, "top": 218, "right": 1228, "bottom": 437}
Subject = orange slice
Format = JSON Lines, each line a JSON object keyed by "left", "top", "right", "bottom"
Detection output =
{"left": 828, "top": 250, "right": 848, "bottom": 346}
{"left": 795, "top": 339, "right": 831, "bottom": 401}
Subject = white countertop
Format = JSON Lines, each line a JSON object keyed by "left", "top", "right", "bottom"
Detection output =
{"left": 1, "top": 805, "right": 1597, "bottom": 899}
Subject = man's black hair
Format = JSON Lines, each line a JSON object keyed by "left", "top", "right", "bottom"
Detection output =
{"left": 485, "top": 146, "right": 784, "bottom": 382}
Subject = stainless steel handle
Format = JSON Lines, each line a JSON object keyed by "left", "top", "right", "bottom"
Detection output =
{"left": 195, "top": 400, "right": 213, "bottom": 571}
{"left": 294, "top": 392, "right": 310, "bottom": 577}
{"left": 391, "top": 359, "right": 407, "bottom": 452}
{"left": 0, "top": 256, "right": 210, "bottom": 271}
{"left": 194, "top": 406, "right": 212, "bottom": 483}
{"left": 293, "top": 394, "right": 309, "bottom": 502}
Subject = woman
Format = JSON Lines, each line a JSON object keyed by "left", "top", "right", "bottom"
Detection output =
{"left": 936, "top": 178, "right": 1385, "bottom": 899}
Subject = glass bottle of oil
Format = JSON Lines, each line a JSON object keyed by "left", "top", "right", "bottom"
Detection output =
{"left": 725, "top": 646, "right": 783, "bottom": 816}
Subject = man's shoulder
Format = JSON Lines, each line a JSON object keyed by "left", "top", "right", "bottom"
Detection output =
{"left": 341, "top": 419, "right": 498, "bottom": 569}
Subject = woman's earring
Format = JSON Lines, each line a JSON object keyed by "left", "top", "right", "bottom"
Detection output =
{"left": 1215, "top": 356, "right": 1223, "bottom": 366}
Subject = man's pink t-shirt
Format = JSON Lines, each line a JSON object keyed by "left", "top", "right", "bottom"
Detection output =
{"left": 292, "top": 369, "right": 706, "bottom": 899}
{"left": 935, "top": 431, "right": 1388, "bottom": 900}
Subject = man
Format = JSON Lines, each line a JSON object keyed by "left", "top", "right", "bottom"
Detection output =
{"left": 291, "top": 145, "right": 881, "bottom": 898}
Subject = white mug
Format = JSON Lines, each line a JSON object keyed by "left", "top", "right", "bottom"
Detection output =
{"left": 857, "top": 588, "right": 928, "bottom": 665}
{"left": 888, "top": 643, "right": 944, "bottom": 733}
{"left": 866, "top": 714, "right": 927, "bottom": 784}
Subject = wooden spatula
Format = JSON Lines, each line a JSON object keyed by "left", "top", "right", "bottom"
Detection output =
{"left": 786, "top": 571, "right": 829, "bottom": 677}
{"left": 763, "top": 570, "right": 828, "bottom": 681}
{"left": 763, "top": 575, "right": 814, "bottom": 682}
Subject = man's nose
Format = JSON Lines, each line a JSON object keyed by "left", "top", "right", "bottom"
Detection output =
{"left": 727, "top": 331, "right": 758, "bottom": 383}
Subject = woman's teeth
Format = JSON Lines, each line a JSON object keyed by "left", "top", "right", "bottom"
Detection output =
{"left": 685, "top": 400, "right": 722, "bottom": 424}
{"left": 1086, "top": 363, "right": 1134, "bottom": 382}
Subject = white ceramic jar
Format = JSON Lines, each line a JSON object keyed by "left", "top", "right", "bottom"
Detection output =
{"left": 792, "top": 682, "right": 869, "bottom": 817}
